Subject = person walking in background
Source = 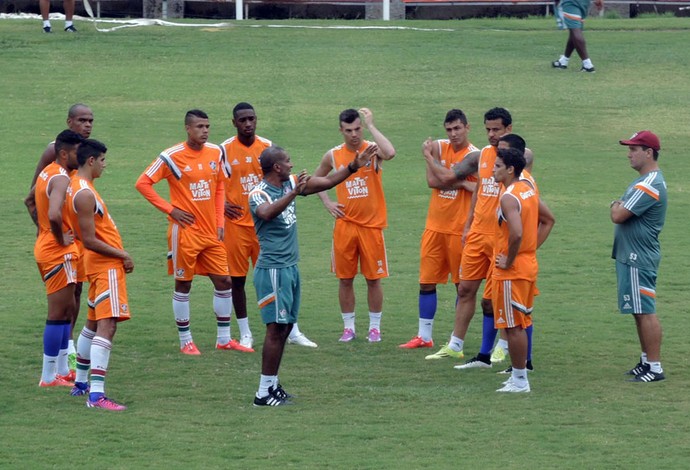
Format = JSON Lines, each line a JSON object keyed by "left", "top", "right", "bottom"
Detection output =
{"left": 551, "top": 0, "right": 604, "bottom": 72}
{"left": 40, "top": 0, "right": 77, "bottom": 32}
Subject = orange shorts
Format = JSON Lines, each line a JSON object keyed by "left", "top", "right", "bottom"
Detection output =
{"left": 460, "top": 230, "right": 493, "bottom": 282}
{"left": 36, "top": 252, "right": 79, "bottom": 295}
{"left": 223, "top": 221, "right": 259, "bottom": 277}
{"left": 86, "top": 267, "right": 131, "bottom": 323}
{"left": 419, "top": 229, "right": 462, "bottom": 285}
{"left": 168, "top": 223, "right": 229, "bottom": 280}
{"left": 331, "top": 220, "right": 388, "bottom": 280}
{"left": 492, "top": 278, "right": 535, "bottom": 330}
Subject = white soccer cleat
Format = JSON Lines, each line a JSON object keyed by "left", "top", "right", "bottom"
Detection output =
{"left": 240, "top": 334, "right": 254, "bottom": 349}
{"left": 496, "top": 380, "right": 530, "bottom": 393}
{"left": 288, "top": 332, "right": 318, "bottom": 348}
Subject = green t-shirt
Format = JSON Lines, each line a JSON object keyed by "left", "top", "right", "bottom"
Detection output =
{"left": 612, "top": 170, "right": 667, "bottom": 270}
{"left": 249, "top": 175, "right": 300, "bottom": 269}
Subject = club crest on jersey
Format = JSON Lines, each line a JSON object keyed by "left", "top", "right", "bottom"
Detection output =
{"left": 209, "top": 161, "right": 217, "bottom": 171}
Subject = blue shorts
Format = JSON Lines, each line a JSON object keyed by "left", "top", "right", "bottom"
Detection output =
{"left": 616, "top": 261, "right": 657, "bottom": 314}
{"left": 253, "top": 265, "right": 300, "bottom": 324}
{"left": 555, "top": 0, "right": 591, "bottom": 30}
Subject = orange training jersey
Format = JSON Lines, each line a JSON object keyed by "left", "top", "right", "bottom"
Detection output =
{"left": 494, "top": 179, "right": 539, "bottom": 281}
{"left": 67, "top": 177, "right": 125, "bottom": 275}
{"left": 425, "top": 140, "right": 479, "bottom": 234}
{"left": 34, "top": 162, "right": 78, "bottom": 263}
{"left": 520, "top": 169, "right": 540, "bottom": 197}
{"left": 470, "top": 145, "right": 501, "bottom": 235}
{"left": 143, "top": 142, "right": 225, "bottom": 238}
{"left": 329, "top": 140, "right": 387, "bottom": 229}
{"left": 219, "top": 135, "right": 272, "bottom": 227}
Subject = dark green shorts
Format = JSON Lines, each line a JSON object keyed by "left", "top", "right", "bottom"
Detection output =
{"left": 253, "top": 265, "right": 301, "bottom": 324}
{"left": 616, "top": 261, "right": 657, "bottom": 314}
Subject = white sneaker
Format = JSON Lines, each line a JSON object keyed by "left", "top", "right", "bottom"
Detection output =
{"left": 288, "top": 332, "right": 318, "bottom": 348}
{"left": 496, "top": 380, "right": 530, "bottom": 393}
{"left": 454, "top": 355, "right": 492, "bottom": 370}
{"left": 240, "top": 334, "right": 254, "bottom": 349}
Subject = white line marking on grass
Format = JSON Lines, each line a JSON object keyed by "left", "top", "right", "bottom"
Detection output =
{"left": 1, "top": 12, "right": 455, "bottom": 33}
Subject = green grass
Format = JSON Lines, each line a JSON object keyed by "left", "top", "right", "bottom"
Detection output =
{"left": 2, "top": 14, "right": 690, "bottom": 469}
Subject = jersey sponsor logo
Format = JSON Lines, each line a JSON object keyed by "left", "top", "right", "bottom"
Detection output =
{"left": 520, "top": 189, "right": 536, "bottom": 200}
{"left": 438, "top": 189, "right": 458, "bottom": 200}
{"left": 190, "top": 180, "right": 211, "bottom": 201}
{"left": 281, "top": 202, "right": 297, "bottom": 229}
{"left": 240, "top": 174, "right": 261, "bottom": 194}
{"left": 345, "top": 176, "right": 369, "bottom": 199}
{"left": 480, "top": 176, "right": 500, "bottom": 198}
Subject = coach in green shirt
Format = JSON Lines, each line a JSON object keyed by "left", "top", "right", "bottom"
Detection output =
{"left": 248, "top": 144, "right": 377, "bottom": 406}
{"left": 611, "top": 130, "right": 667, "bottom": 383}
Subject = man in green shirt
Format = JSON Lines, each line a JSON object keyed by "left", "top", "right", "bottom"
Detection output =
{"left": 611, "top": 130, "right": 667, "bottom": 383}
{"left": 249, "top": 145, "right": 376, "bottom": 406}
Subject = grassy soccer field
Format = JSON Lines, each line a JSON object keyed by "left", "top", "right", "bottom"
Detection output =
{"left": 1, "top": 14, "right": 690, "bottom": 469}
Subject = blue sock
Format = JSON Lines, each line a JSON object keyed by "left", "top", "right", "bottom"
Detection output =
{"left": 526, "top": 325, "right": 533, "bottom": 361}
{"left": 479, "top": 314, "right": 498, "bottom": 355}
{"left": 61, "top": 323, "right": 71, "bottom": 351}
{"left": 419, "top": 290, "right": 437, "bottom": 320}
{"left": 89, "top": 392, "right": 104, "bottom": 401}
{"left": 43, "top": 321, "right": 64, "bottom": 356}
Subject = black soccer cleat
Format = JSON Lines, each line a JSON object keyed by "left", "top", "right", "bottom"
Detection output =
{"left": 629, "top": 370, "right": 665, "bottom": 383}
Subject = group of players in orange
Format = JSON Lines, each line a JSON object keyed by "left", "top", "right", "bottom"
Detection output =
{"left": 28, "top": 102, "right": 553, "bottom": 412}
{"left": 28, "top": 106, "right": 132, "bottom": 411}
{"left": 399, "top": 107, "right": 555, "bottom": 393}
